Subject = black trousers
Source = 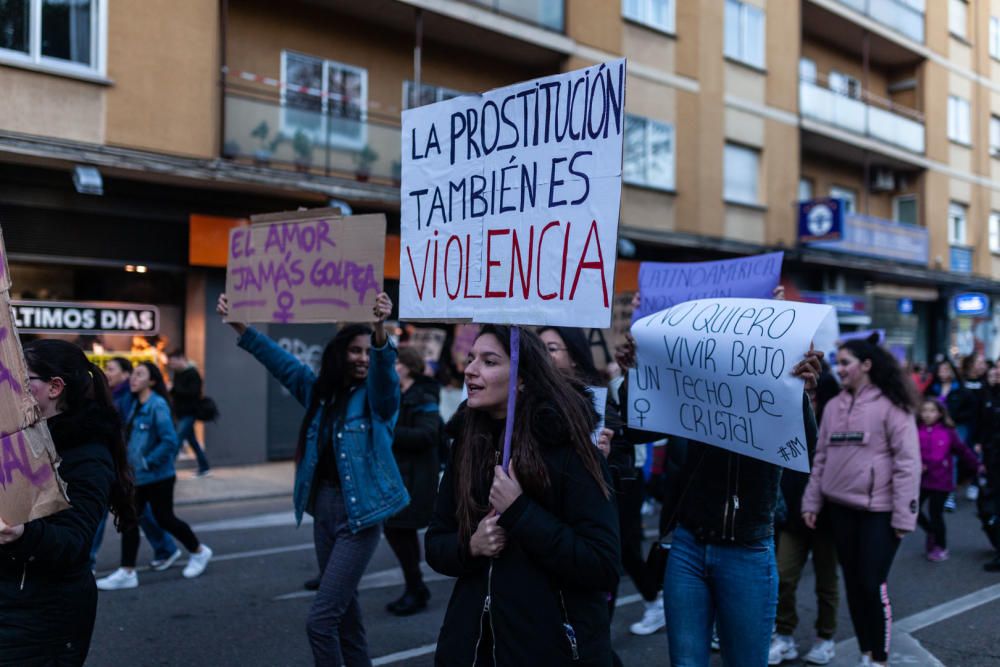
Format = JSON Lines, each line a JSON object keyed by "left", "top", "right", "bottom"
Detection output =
{"left": 383, "top": 526, "right": 424, "bottom": 589}
{"left": 917, "top": 489, "right": 949, "bottom": 548}
{"left": 827, "top": 503, "right": 900, "bottom": 663}
{"left": 122, "top": 476, "right": 200, "bottom": 567}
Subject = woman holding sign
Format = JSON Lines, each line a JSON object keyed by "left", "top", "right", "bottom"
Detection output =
{"left": 218, "top": 291, "right": 408, "bottom": 667}
{"left": 801, "top": 335, "right": 920, "bottom": 667}
{"left": 0, "top": 340, "right": 136, "bottom": 665}
{"left": 425, "top": 325, "right": 620, "bottom": 666}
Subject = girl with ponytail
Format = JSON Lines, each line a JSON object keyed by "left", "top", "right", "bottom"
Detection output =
{"left": 0, "top": 339, "right": 136, "bottom": 665}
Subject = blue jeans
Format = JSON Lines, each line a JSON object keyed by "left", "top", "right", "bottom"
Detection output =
{"left": 665, "top": 524, "right": 777, "bottom": 666}
{"left": 177, "top": 415, "right": 211, "bottom": 473}
{"left": 90, "top": 505, "right": 177, "bottom": 570}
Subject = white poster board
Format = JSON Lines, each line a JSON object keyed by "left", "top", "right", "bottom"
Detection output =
{"left": 627, "top": 298, "right": 837, "bottom": 472}
{"left": 400, "top": 59, "right": 626, "bottom": 328}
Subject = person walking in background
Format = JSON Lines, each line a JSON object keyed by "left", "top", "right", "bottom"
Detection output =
{"left": 384, "top": 345, "right": 441, "bottom": 617}
{"left": 976, "top": 365, "right": 1000, "bottom": 572}
{"left": 802, "top": 335, "right": 920, "bottom": 667}
{"left": 97, "top": 362, "right": 213, "bottom": 590}
{"left": 917, "top": 399, "right": 983, "bottom": 562}
{"left": 167, "top": 349, "right": 212, "bottom": 477}
{"left": 220, "top": 291, "right": 408, "bottom": 667}
{"left": 90, "top": 357, "right": 180, "bottom": 574}
{"left": 926, "top": 358, "right": 977, "bottom": 511}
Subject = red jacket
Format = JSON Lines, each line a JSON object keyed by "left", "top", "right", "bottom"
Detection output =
{"left": 802, "top": 384, "right": 921, "bottom": 532}
{"left": 919, "top": 423, "right": 980, "bottom": 492}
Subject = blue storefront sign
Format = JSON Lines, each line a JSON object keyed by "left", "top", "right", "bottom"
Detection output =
{"left": 799, "top": 291, "right": 866, "bottom": 315}
{"left": 953, "top": 292, "right": 990, "bottom": 317}
{"left": 805, "top": 211, "right": 929, "bottom": 265}
{"left": 798, "top": 197, "right": 844, "bottom": 242}
{"left": 898, "top": 298, "right": 914, "bottom": 314}
{"left": 950, "top": 246, "right": 973, "bottom": 274}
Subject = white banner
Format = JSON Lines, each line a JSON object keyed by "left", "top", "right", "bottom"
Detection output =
{"left": 627, "top": 298, "right": 837, "bottom": 472}
{"left": 400, "top": 59, "right": 626, "bottom": 327}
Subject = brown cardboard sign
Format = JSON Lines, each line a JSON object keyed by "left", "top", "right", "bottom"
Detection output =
{"left": 225, "top": 208, "right": 386, "bottom": 324}
{"left": 0, "top": 298, "right": 39, "bottom": 436}
{"left": 0, "top": 422, "right": 69, "bottom": 525}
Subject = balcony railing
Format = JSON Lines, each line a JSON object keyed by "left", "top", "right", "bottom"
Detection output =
{"left": 222, "top": 91, "right": 401, "bottom": 184}
{"left": 799, "top": 76, "right": 925, "bottom": 154}
{"left": 468, "top": 0, "right": 564, "bottom": 32}
{"left": 835, "top": 0, "right": 924, "bottom": 43}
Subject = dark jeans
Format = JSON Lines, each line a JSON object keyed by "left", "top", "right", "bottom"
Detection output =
{"left": 664, "top": 524, "right": 777, "bottom": 666}
{"left": 122, "top": 477, "right": 200, "bottom": 568}
{"left": 383, "top": 526, "right": 424, "bottom": 590}
{"left": 90, "top": 505, "right": 177, "bottom": 570}
{"left": 176, "top": 415, "right": 211, "bottom": 473}
{"left": 918, "top": 489, "right": 949, "bottom": 548}
{"left": 827, "top": 503, "right": 900, "bottom": 663}
{"left": 619, "top": 472, "right": 659, "bottom": 601}
{"left": 308, "top": 483, "right": 381, "bottom": 667}
{"left": 775, "top": 525, "right": 839, "bottom": 639}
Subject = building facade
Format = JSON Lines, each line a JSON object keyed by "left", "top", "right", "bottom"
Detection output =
{"left": 1, "top": 0, "right": 999, "bottom": 463}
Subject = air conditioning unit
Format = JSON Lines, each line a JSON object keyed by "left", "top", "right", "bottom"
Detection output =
{"left": 870, "top": 168, "right": 895, "bottom": 192}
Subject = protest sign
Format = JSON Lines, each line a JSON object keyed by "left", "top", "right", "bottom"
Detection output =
{"left": 225, "top": 208, "right": 385, "bottom": 324}
{"left": 400, "top": 59, "right": 626, "bottom": 328}
{"left": 632, "top": 253, "right": 784, "bottom": 322}
{"left": 628, "top": 298, "right": 836, "bottom": 472}
{"left": 0, "top": 300, "right": 41, "bottom": 436}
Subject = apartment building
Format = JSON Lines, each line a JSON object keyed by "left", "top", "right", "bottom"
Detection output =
{"left": 1, "top": 0, "right": 998, "bottom": 462}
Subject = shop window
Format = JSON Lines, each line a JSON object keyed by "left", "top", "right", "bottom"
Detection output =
{"left": 990, "top": 212, "right": 1000, "bottom": 253}
{"left": 0, "top": 0, "right": 102, "bottom": 75}
{"left": 893, "top": 195, "right": 918, "bottom": 226}
{"left": 949, "top": 0, "right": 968, "bottom": 40}
{"left": 622, "top": 0, "right": 675, "bottom": 34}
{"left": 624, "top": 114, "right": 675, "bottom": 191}
{"left": 948, "top": 95, "right": 971, "bottom": 145}
{"left": 280, "top": 50, "right": 367, "bottom": 150}
{"left": 830, "top": 185, "right": 857, "bottom": 213}
{"left": 723, "top": 143, "right": 760, "bottom": 205}
{"left": 402, "top": 81, "right": 465, "bottom": 110}
{"left": 948, "top": 201, "right": 968, "bottom": 245}
{"left": 724, "top": 0, "right": 765, "bottom": 69}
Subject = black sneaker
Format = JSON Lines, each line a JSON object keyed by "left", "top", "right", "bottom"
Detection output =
{"left": 390, "top": 591, "right": 428, "bottom": 616}
{"left": 985, "top": 556, "right": 1000, "bottom": 572}
{"left": 304, "top": 576, "right": 321, "bottom": 591}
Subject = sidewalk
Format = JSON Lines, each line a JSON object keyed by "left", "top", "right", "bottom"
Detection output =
{"left": 174, "top": 461, "right": 294, "bottom": 506}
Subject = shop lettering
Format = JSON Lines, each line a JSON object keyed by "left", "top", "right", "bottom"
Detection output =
{"left": 11, "top": 304, "right": 157, "bottom": 333}
{"left": 0, "top": 431, "right": 52, "bottom": 489}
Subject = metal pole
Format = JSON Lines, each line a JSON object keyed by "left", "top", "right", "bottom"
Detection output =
{"left": 413, "top": 8, "right": 423, "bottom": 108}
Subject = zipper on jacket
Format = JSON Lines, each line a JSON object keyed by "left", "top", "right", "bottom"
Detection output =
{"left": 722, "top": 455, "right": 733, "bottom": 540}
{"left": 19, "top": 563, "right": 26, "bottom": 591}
{"left": 729, "top": 459, "right": 742, "bottom": 542}
{"left": 472, "top": 561, "right": 495, "bottom": 667}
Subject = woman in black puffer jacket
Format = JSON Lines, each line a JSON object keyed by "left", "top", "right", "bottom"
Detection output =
{"left": 0, "top": 340, "right": 135, "bottom": 666}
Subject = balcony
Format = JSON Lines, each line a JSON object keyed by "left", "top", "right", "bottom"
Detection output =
{"left": 834, "top": 0, "right": 924, "bottom": 43}
{"left": 222, "top": 90, "right": 401, "bottom": 187}
{"left": 799, "top": 76, "right": 924, "bottom": 155}
{"left": 805, "top": 209, "right": 929, "bottom": 266}
{"left": 467, "top": 0, "right": 564, "bottom": 32}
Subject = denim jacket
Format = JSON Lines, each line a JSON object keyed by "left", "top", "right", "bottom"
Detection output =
{"left": 238, "top": 327, "right": 410, "bottom": 531}
{"left": 125, "top": 393, "right": 180, "bottom": 487}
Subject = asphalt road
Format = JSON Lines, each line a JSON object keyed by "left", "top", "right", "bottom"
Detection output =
{"left": 85, "top": 493, "right": 1000, "bottom": 666}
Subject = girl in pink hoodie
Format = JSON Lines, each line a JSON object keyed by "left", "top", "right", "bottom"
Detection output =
{"left": 917, "top": 399, "right": 983, "bottom": 562}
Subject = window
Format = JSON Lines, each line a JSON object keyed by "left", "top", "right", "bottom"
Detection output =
{"left": 724, "top": 0, "right": 765, "bottom": 69}
{"left": 723, "top": 143, "right": 760, "bottom": 205}
{"left": 798, "top": 57, "right": 817, "bottom": 83}
{"left": 991, "top": 17, "right": 1000, "bottom": 59}
{"left": 949, "top": 0, "right": 968, "bottom": 40}
{"left": 893, "top": 195, "right": 918, "bottom": 226}
{"left": 624, "top": 115, "right": 675, "bottom": 190}
{"left": 991, "top": 115, "right": 1000, "bottom": 156}
{"left": 402, "top": 81, "right": 464, "bottom": 110}
{"left": 948, "top": 202, "right": 968, "bottom": 245}
{"left": 948, "top": 95, "right": 971, "bottom": 145}
{"left": 830, "top": 185, "right": 857, "bottom": 213}
{"left": 829, "top": 70, "right": 862, "bottom": 100}
{"left": 798, "top": 178, "right": 814, "bottom": 201}
{"left": 281, "top": 51, "right": 367, "bottom": 149}
{"left": 991, "top": 212, "right": 1000, "bottom": 253}
{"left": 622, "top": 0, "right": 675, "bottom": 33}
{"left": 0, "top": 0, "right": 102, "bottom": 74}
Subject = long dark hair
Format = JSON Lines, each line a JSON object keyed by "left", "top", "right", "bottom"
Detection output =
{"left": 454, "top": 325, "right": 610, "bottom": 544}
{"left": 24, "top": 340, "right": 137, "bottom": 531}
{"left": 840, "top": 335, "right": 917, "bottom": 413}
{"left": 135, "top": 361, "right": 172, "bottom": 409}
{"left": 537, "top": 326, "right": 603, "bottom": 386}
{"left": 295, "top": 324, "right": 373, "bottom": 464}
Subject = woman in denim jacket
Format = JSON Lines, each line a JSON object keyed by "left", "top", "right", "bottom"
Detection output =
{"left": 218, "top": 291, "right": 408, "bottom": 667}
{"left": 97, "top": 362, "right": 212, "bottom": 590}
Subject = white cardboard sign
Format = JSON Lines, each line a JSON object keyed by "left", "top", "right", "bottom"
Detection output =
{"left": 400, "top": 59, "right": 626, "bottom": 327}
{"left": 627, "top": 298, "right": 837, "bottom": 472}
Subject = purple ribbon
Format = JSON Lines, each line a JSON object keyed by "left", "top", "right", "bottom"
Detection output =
{"left": 501, "top": 326, "right": 520, "bottom": 471}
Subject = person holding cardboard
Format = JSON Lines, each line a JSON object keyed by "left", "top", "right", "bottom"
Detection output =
{"left": 218, "top": 290, "right": 409, "bottom": 667}
{"left": 0, "top": 340, "right": 137, "bottom": 665}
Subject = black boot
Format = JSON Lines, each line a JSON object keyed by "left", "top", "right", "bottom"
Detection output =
{"left": 386, "top": 587, "right": 408, "bottom": 613}
{"left": 985, "top": 555, "right": 1000, "bottom": 572}
{"left": 304, "top": 575, "right": 321, "bottom": 591}
{"left": 390, "top": 589, "right": 428, "bottom": 616}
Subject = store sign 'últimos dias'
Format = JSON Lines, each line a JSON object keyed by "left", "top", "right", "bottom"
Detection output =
{"left": 11, "top": 301, "right": 160, "bottom": 335}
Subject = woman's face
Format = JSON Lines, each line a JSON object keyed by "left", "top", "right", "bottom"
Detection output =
{"left": 129, "top": 364, "right": 154, "bottom": 394}
{"left": 920, "top": 401, "right": 942, "bottom": 425}
{"left": 539, "top": 329, "right": 574, "bottom": 373}
{"left": 836, "top": 348, "right": 871, "bottom": 391}
{"left": 937, "top": 362, "right": 954, "bottom": 383}
{"left": 345, "top": 334, "right": 371, "bottom": 381}
{"left": 394, "top": 359, "right": 411, "bottom": 382}
{"left": 27, "top": 366, "right": 63, "bottom": 417}
{"left": 104, "top": 360, "right": 128, "bottom": 389}
{"left": 465, "top": 334, "right": 511, "bottom": 417}
{"left": 974, "top": 355, "right": 989, "bottom": 378}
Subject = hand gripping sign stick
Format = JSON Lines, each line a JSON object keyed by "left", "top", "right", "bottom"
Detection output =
{"left": 501, "top": 326, "right": 520, "bottom": 472}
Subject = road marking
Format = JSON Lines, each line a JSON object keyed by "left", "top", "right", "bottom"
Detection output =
{"left": 96, "top": 543, "right": 314, "bottom": 578}
{"left": 190, "top": 512, "right": 310, "bottom": 533}
{"left": 894, "top": 583, "right": 1000, "bottom": 634}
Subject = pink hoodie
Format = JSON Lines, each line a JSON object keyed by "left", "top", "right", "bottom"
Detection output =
{"left": 802, "top": 383, "right": 921, "bottom": 532}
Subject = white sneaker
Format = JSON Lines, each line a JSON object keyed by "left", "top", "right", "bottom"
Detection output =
{"left": 150, "top": 548, "right": 182, "bottom": 572}
{"left": 710, "top": 625, "right": 720, "bottom": 651}
{"left": 96, "top": 568, "right": 138, "bottom": 590}
{"left": 966, "top": 484, "right": 980, "bottom": 501}
{"left": 182, "top": 545, "right": 213, "bottom": 579}
{"left": 768, "top": 634, "right": 798, "bottom": 665}
{"left": 856, "top": 656, "right": 872, "bottom": 667}
{"left": 805, "top": 638, "right": 836, "bottom": 665}
{"left": 629, "top": 594, "right": 665, "bottom": 635}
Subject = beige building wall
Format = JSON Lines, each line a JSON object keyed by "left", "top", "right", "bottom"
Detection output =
{"left": 0, "top": 67, "right": 106, "bottom": 144}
